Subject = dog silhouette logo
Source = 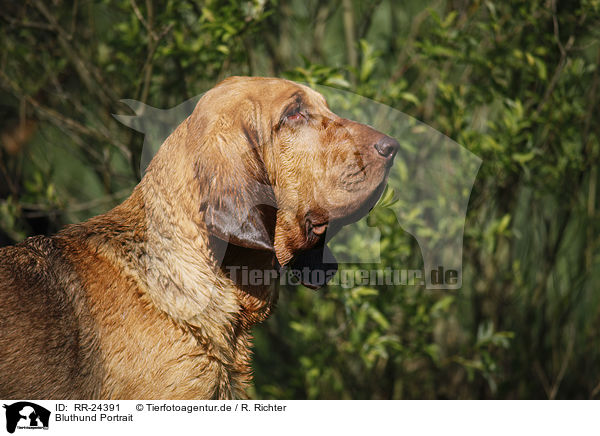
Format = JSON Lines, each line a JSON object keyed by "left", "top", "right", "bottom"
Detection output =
{"left": 3, "top": 402, "right": 50, "bottom": 433}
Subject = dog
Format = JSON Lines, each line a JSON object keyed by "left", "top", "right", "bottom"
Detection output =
{"left": 0, "top": 77, "right": 398, "bottom": 399}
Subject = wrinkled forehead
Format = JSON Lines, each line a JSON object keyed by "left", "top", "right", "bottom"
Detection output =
{"left": 207, "top": 77, "right": 329, "bottom": 112}
{"left": 270, "top": 81, "right": 329, "bottom": 110}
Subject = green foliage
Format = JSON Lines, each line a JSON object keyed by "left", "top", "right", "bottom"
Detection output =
{"left": 1, "top": 0, "right": 599, "bottom": 399}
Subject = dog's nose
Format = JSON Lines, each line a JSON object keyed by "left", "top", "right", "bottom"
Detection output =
{"left": 374, "top": 136, "right": 399, "bottom": 159}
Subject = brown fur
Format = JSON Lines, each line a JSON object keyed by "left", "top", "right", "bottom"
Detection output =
{"left": 0, "top": 77, "right": 396, "bottom": 399}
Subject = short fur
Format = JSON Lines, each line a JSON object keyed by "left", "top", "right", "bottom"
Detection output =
{"left": 0, "top": 77, "right": 396, "bottom": 399}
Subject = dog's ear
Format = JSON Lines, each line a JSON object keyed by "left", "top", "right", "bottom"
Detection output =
{"left": 190, "top": 117, "right": 277, "bottom": 252}
{"left": 203, "top": 181, "right": 277, "bottom": 251}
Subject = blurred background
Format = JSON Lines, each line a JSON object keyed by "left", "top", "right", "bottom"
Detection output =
{"left": 1, "top": 0, "right": 599, "bottom": 399}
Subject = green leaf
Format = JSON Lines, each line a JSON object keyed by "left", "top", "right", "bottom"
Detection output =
{"left": 512, "top": 151, "right": 535, "bottom": 164}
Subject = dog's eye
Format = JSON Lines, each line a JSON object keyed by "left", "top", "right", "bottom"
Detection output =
{"left": 284, "top": 107, "right": 306, "bottom": 123}
{"left": 286, "top": 111, "right": 305, "bottom": 121}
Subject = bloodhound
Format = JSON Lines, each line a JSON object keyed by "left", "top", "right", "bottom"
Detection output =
{"left": 0, "top": 77, "right": 398, "bottom": 399}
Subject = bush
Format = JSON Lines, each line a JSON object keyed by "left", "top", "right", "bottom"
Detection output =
{"left": 1, "top": 0, "right": 598, "bottom": 399}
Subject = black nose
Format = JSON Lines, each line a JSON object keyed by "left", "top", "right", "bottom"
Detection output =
{"left": 374, "top": 136, "right": 399, "bottom": 159}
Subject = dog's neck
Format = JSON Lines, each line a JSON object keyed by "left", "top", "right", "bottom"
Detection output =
{"left": 57, "top": 181, "right": 278, "bottom": 398}
{"left": 213, "top": 238, "right": 280, "bottom": 326}
{"left": 82, "top": 178, "right": 277, "bottom": 337}
{"left": 66, "top": 123, "right": 280, "bottom": 396}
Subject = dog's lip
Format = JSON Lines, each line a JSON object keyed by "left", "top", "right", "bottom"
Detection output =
{"left": 311, "top": 222, "right": 328, "bottom": 235}
{"left": 305, "top": 218, "right": 329, "bottom": 237}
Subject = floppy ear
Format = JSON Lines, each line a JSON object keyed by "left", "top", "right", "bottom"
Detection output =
{"left": 203, "top": 181, "right": 277, "bottom": 251}
{"left": 191, "top": 118, "right": 277, "bottom": 252}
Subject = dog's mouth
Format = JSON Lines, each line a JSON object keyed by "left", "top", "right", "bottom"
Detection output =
{"left": 306, "top": 218, "right": 329, "bottom": 239}
{"left": 289, "top": 239, "right": 338, "bottom": 290}
{"left": 285, "top": 180, "right": 390, "bottom": 291}
{"left": 281, "top": 217, "right": 334, "bottom": 290}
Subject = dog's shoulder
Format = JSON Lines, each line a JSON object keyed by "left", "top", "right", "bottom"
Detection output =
{"left": 1, "top": 235, "right": 63, "bottom": 296}
{"left": 0, "top": 234, "right": 103, "bottom": 398}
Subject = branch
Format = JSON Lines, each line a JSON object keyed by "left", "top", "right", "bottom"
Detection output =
{"left": 33, "top": 0, "right": 119, "bottom": 106}
{"left": 342, "top": 0, "right": 357, "bottom": 71}
{"left": 388, "top": 5, "right": 434, "bottom": 84}
{"left": 21, "top": 188, "right": 131, "bottom": 218}
{"left": 357, "top": 0, "right": 383, "bottom": 41}
{"left": 130, "top": 0, "right": 173, "bottom": 104}
{"left": 0, "top": 69, "right": 131, "bottom": 162}
{"left": 0, "top": 13, "right": 53, "bottom": 31}
{"left": 130, "top": 0, "right": 157, "bottom": 41}
{"left": 534, "top": 0, "right": 575, "bottom": 116}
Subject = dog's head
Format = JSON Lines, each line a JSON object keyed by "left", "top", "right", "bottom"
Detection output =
{"left": 186, "top": 77, "right": 398, "bottom": 288}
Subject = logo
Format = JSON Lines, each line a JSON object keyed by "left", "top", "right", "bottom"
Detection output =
{"left": 3, "top": 402, "right": 50, "bottom": 433}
